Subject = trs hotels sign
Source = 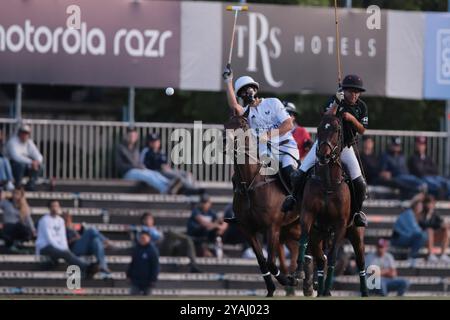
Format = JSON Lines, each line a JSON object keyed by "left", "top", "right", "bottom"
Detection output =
{"left": 223, "top": 5, "right": 387, "bottom": 95}
{"left": 424, "top": 13, "right": 450, "bottom": 99}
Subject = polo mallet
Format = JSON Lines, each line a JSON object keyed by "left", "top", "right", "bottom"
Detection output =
{"left": 333, "top": 0, "right": 343, "bottom": 87}
{"left": 226, "top": 5, "right": 249, "bottom": 66}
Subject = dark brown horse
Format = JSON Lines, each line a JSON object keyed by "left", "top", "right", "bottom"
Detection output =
{"left": 224, "top": 115, "right": 300, "bottom": 297}
{"left": 295, "top": 114, "right": 368, "bottom": 297}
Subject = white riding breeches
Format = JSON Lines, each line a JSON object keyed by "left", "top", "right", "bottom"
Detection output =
{"left": 299, "top": 140, "right": 362, "bottom": 179}
{"left": 259, "top": 139, "right": 299, "bottom": 169}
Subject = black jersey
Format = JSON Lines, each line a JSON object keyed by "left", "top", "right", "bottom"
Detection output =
{"left": 324, "top": 97, "right": 368, "bottom": 147}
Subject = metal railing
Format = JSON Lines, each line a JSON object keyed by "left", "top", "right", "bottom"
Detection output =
{"left": 0, "top": 118, "right": 448, "bottom": 181}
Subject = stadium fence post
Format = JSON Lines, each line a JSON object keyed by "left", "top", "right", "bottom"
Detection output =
{"left": 15, "top": 84, "right": 22, "bottom": 123}
{"left": 128, "top": 87, "right": 135, "bottom": 125}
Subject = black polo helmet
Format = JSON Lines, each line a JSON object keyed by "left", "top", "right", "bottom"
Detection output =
{"left": 341, "top": 75, "right": 365, "bottom": 92}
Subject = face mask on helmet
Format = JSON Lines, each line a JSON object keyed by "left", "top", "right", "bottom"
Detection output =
{"left": 238, "top": 85, "right": 258, "bottom": 106}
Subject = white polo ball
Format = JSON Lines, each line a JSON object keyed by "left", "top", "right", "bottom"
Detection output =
{"left": 165, "top": 87, "right": 174, "bottom": 96}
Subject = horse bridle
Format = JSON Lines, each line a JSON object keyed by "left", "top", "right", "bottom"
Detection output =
{"left": 225, "top": 114, "right": 275, "bottom": 193}
{"left": 316, "top": 120, "right": 343, "bottom": 166}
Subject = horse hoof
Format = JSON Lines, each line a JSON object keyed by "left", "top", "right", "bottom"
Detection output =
{"left": 287, "top": 275, "right": 299, "bottom": 287}
{"left": 361, "top": 291, "right": 369, "bottom": 297}
{"left": 294, "top": 270, "right": 305, "bottom": 280}
{"left": 323, "top": 291, "right": 332, "bottom": 297}
{"left": 303, "top": 286, "right": 314, "bottom": 297}
{"left": 266, "top": 290, "right": 275, "bottom": 298}
{"left": 285, "top": 287, "right": 295, "bottom": 297}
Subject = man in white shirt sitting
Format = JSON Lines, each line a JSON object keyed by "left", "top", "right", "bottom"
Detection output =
{"left": 36, "top": 200, "right": 99, "bottom": 279}
{"left": 6, "top": 125, "right": 43, "bottom": 191}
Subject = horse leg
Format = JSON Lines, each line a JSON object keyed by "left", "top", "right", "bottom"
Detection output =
{"left": 303, "top": 250, "right": 314, "bottom": 296}
{"left": 285, "top": 238, "right": 300, "bottom": 294}
{"left": 310, "top": 229, "right": 326, "bottom": 297}
{"left": 295, "top": 211, "right": 313, "bottom": 280}
{"left": 267, "top": 224, "right": 291, "bottom": 287}
{"left": 241, "top": 228, "right": 276, "bottom": 297}
{"left": 347, "top": 225, "right": 369, "bottom": 297}
{"left": 278, "top": 239, "right": 298, "bottom": 296}
{"left": 323, "top": 222, "right": 347, "bottom": 296}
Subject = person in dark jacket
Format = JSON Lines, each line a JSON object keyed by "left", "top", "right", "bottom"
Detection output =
{"left": 127, "top": 230, "right": 160, "bottom": 295}
{"left": 187, "top": 194, "right": 228, "bottom": 257}
{"left": 408, "top": 136, "right": 450, "bottom": 199}
{"left": 140, "top": 133, "right": 203, "bottom": 195}
{"left": 115, "top": 127, "right": 180, "bottom": 194}
{"left": 418, "top": 195, "right": 450, "bottom": 263}
{"left": 379, "top": 137, "right": 427, "bottom": 198}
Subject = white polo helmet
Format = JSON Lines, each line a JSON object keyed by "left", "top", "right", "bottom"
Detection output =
{"left": 234, "top": 76, "right": 259, "bottom": 96}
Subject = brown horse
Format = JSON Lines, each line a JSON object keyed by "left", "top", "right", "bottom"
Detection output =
{"left": 295, "top": 114, "right": 368, "bottom": 297}
{"left": 224, "top": 115, "right": 300, "bottom": 297}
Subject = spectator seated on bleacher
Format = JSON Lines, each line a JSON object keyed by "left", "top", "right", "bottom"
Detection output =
{"left": 115, "top": 126, "right": 181, "bottom": 194}
{"left": 379, "top": 137, "right": 427, "bottom": 198}
{"left": 408, "top": 136, "right": 450, "bottom": 200}
{"left": 63, "top": 211, "right": 112, "bottom": 278}
{"left": 360, "top": 136, "right": 381, "bottom": 186}
{"left": 6, "top": 125, "right": 44, "bottom": 191}
{"left": 391, "top": 193, "right": 428, "bottom": 267}
{"left": 0, "top": 188, "right": 36, "bottom": 253}
{"left": 418, "top": 195, "right": 450, "bottom": 263}
{"left": 35, "top": 200, "right": 99, "bottom": 279}
{"left": 130, "top": 212, "right": 202, "bottom": 273}
{"left": 187, "top": 194, "right": 228, "bottom": 257}
{"left": 127, "top": 230, "right": 159, "bottom": 296}
{"left": 0, "top": 130, "right": 14, "bottom": 191}
{"left": 366, "top": 238, "right": 410, "bottom": 296}
{"left": 140, "top": 133, "right": 204, "bottom": 195}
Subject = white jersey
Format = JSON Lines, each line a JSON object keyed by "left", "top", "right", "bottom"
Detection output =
{"left": 242, "top": 98, "right": 299, "bottom": 168}
{"left": 242, "top": 98, "right": 294, "bottom": 144}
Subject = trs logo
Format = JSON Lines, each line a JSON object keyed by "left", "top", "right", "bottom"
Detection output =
{"left": 437, "top": 29, "right": 450, "bottom": 85}
{"left": 235, "top": 13, "right": 283, "bottom": 88}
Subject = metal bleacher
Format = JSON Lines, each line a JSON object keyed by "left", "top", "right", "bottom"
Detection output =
{"left": 1, "top": 180, "right": 450, "bottom": 298}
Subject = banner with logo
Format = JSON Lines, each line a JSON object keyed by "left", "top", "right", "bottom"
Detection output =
{"left": 424, "top": 13, "right": 450, "bottom": 100}
{"left": 0, "top": 0, "right": 181, "bottom": 88}
{"left": 221, "top": 4, "right": 387, "bottom": 96}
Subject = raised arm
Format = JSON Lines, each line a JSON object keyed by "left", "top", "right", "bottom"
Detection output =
{"left": 223, "top": 64, "right": 244, "bottom": 116}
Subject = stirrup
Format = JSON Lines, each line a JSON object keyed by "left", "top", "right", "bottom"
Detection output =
{"left": 352, "top": 211, "right": 368, "bottom": 227}
{"left": 224, "top": 216, "right": 238, "bottom": 224}
{"left": 281, "top": 195, "right": 296, "bottom": 213}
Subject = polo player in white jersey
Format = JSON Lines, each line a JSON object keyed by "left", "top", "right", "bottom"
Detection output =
{"left": 222, "top": 64, "right": 299, "bottom": 223}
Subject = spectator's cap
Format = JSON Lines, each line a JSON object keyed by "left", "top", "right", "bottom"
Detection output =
{"left": 147, "top": 132, "right": 160, "bottom": 142}
{"left": 139, "top": 229, "right": 151, "bottom": 238}
{"left": 391, "top": 136, "right": 402, "bottom": 146}
{"left": 199, "top": 193, "right": 211, "bottom": 204}
{"left": 126, "top": 125, "right": 137, "bottom": 133}
{"left": 18, "top": 124, "right": 31, "bottom": 134}
{"left": 283, "top": 101, "right": 298, "bottom": 115}
{"left": 362, "top": 135, "right": 373, "bottom": 142}
{"left": 415, "top": 136, "right": 427, "bottom": 144}
{"left": 377, "top": 238, "right": 389, "bottom": 248}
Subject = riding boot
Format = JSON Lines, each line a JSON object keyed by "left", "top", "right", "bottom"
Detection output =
{"left": 351, "top": 176, "right": 368, "bottom": 227}
{"left": 281, "top": 169, "right": 307, "bottom": 213}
